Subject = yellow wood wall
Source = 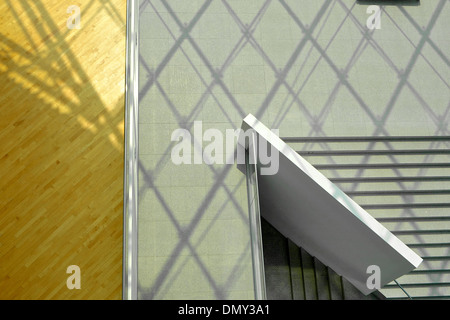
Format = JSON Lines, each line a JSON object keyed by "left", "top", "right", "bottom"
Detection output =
{"left": 0, "top": 0, "right": 126, "bottom": 299}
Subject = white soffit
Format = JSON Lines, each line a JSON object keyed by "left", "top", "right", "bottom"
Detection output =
{"left": 241, "top": 114, "right": 423, "bottom": 295}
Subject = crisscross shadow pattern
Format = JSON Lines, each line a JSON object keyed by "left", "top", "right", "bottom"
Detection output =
{"left": 137, "top": 0, "right": 449, "bottom": 299}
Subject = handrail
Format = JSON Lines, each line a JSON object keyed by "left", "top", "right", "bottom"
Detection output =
{"left": 245, "top": 132, "right": 267, "bottom": 300}
{"left": 394, "top": 280, "right": 412, "bottom": 300}
{"left": 297, "top": 149, "right": 450, "bottom": 155}
{"left": 123, "top": 0, "right": 139, "bottom": 300}
{"left": 281, "top": 136, "right": 450, "bottom": 142}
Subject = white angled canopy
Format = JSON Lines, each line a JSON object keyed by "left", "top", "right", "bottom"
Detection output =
{"left": 241, "top": 114, "right": 422, "bottom": 295}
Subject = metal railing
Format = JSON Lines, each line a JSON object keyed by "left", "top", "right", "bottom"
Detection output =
{"left": 123, "top": 0, "right": 139, "bottom": 301}
{"left": 245, "top": 132, "right": 267, "bottom": 300}
{"left": 286, "top": 135, "right": 450, "bottom": 300}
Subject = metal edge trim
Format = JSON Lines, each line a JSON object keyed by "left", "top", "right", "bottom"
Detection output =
{"left": 245, "top": 133, "right": 267, "bottom": 300}
{"left": 123, "top": 0, "right": 139, "bottom": 300}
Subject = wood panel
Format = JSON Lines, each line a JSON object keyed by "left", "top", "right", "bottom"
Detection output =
{"left": 0, "top": 0, "right": 126, "bottom": 299}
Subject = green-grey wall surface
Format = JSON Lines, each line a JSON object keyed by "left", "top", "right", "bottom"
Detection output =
{"left": 137, "top": 0, "right": 449, "bottom": 300}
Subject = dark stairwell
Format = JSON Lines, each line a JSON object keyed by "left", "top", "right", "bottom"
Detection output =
{"left": 261, "top": 217, "right": 385, "bottom": 300}
{"left": 261, "top": 136, "right": 450, "bottom": 300}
